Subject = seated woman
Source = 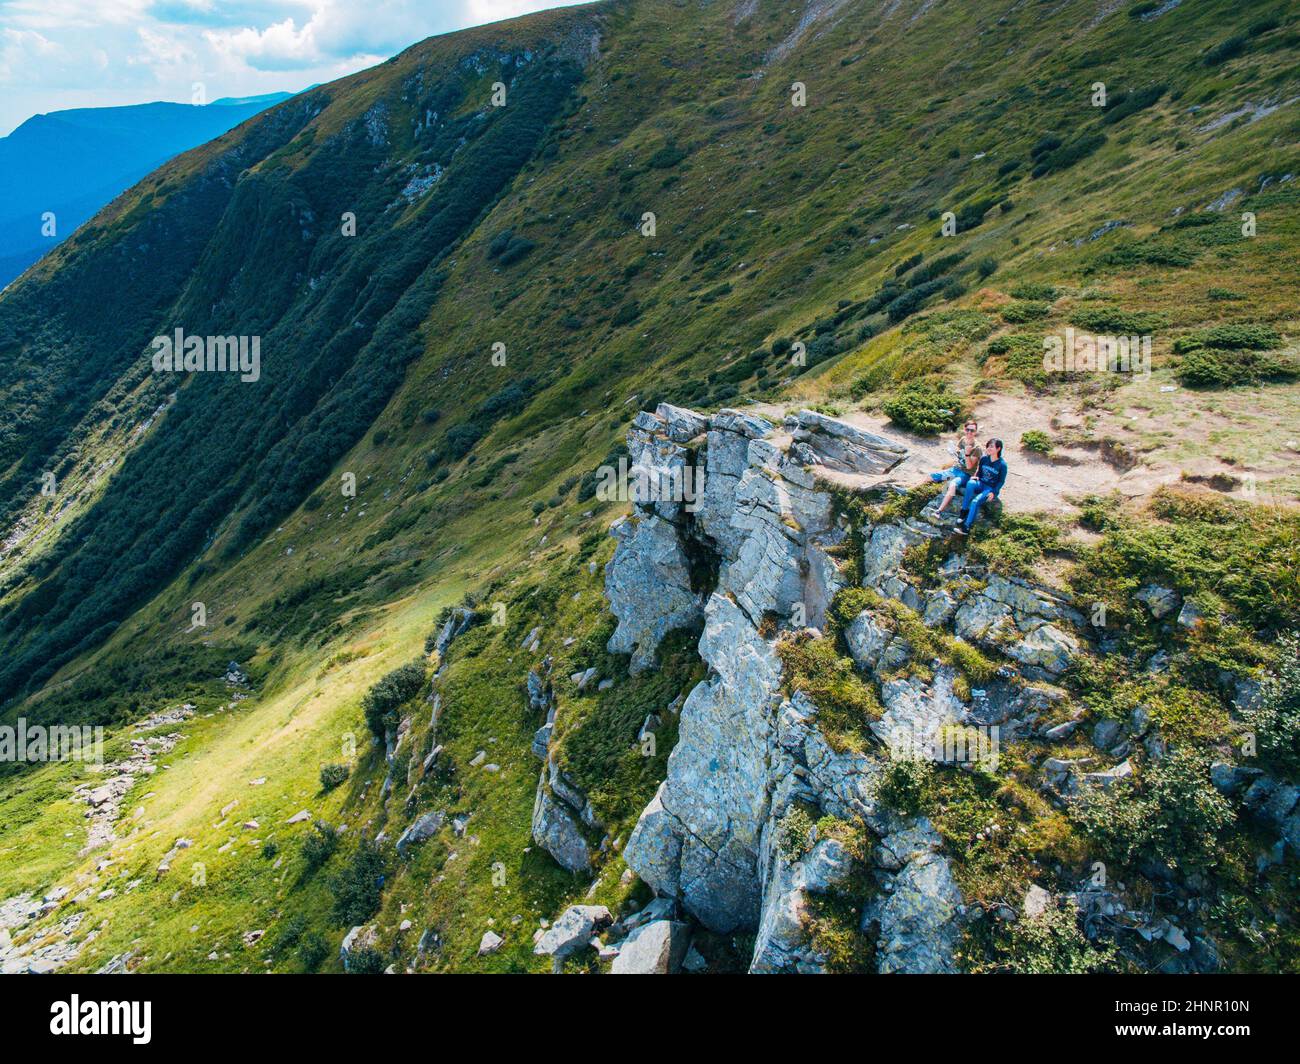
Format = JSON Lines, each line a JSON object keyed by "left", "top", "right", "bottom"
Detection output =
{"left": 956, "top": 438, "right": 1007, "bottom": 535}
{"left": 930, "top": 419, "right": 982, "bottom": 516}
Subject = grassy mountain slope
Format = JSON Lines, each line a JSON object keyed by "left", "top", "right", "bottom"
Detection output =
{"left": 1, "top": 0, "right": 1298, "bottom": 973}
{"left": 0, "top": 95, "right": 295, "bottom": 290}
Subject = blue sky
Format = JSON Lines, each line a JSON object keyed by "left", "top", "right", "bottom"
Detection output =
{"left": 0, "top": 0, "right": 591, "bottom": 135}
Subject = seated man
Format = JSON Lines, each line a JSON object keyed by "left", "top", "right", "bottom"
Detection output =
{"left": 956, "top": 438, "right": 1006, "bottom": 535}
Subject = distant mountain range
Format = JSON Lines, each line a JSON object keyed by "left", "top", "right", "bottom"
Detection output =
{"left": 0, "top": 92, "right": 295, "bottom": 289}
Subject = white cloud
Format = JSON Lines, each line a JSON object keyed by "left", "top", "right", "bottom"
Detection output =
{"left": 0, "top": 0, "right": 589, "bottom": 134}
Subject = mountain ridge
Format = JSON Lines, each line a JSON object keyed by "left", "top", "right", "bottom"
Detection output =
{"left": 0, "top": 0, "right": 1297, "bottom": 975}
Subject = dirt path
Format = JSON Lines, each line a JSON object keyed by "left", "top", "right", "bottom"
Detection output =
{"left": 753, "top": 394, "right": 1182, "bottom": 517}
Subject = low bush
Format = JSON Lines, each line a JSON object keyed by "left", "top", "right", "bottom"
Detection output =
{"left": 1020, "top": 430, "right": 1053, "bottom": 454}
{"left": 881, "top": 381, "right": 965, "bottom": 435}
{"left": 1071, "top": 749, "right": 1235, "bottom": 870}
{"left": 1245, "top": 633, "right": 1300, "bottom": 775}
{"left": 1001, "top": 300, "right": 1052, "bottom": 323}
{"left": 362, "top": 660, "right": 427, "bottom": 738}
{"left": 330, "top": 842, "right": 388, "bottom": 926}
{"left": 302, "top": 821, "right": 339, "bottom": 872}
{"left": 320, "top": 763, "right": 350, "bottom": 791}
{"left": 1176, "top": 346, "right": 1296, "bottom": 388}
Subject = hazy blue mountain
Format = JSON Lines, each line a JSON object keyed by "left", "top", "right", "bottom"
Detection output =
{"left": 0, "top": 93, "right": 294, "bottom": 289}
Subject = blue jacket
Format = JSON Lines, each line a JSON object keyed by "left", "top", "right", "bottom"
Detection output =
{"left": 974, "top": 455, "right": 1007, "bottom": 495}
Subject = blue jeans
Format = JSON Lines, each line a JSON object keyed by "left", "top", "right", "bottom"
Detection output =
{"left": 961, "top": 479, "right": 997, "bottom": 529}
{"left": 930, "top": 464, "right": 966, "bottom": 483}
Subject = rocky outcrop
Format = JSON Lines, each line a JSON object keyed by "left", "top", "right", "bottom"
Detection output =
{"left": 624, "top": 593, "right": 783, "bottom": 931}
{"left": 605, "top": 514, "right": 702, "bottom": 673}
{"left": 534, "top": 905, "right": 612, "bottom": 961}
{"left": 527, "top": 655, "right": 601, "bottom": 873}
{"left": 615, "top": 404, "right": 976, "bottom": 972}
{"left": 608, "top": 402, "right": 1099, "bottom": 972}
{"left": 609, "top": 919, "right": 692, "bottom": 974}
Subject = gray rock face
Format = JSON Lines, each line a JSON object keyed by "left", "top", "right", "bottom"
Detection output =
{"left": 875, "top": 857, "right": 963, "bottom": 973}
{"left": 784, "top": 409, "right": 909, "bottom": 475}
{"left": 1135, "top": 585, "right": 1180, "bottom": 620}
{"left": 611, "top": 404, "right": 976, "bottom": 975}
{"left": 531, "top": 782, "right": 590, "bottom": 873}
{"left": 871, "top": 666, "right": 967, "bottom": 757}
{"left": 623, "top": 594, "right": 782, "bottom": 931}
{"left": 844, "top": 610, "right": 909, "bottom": 672}
{"left": 655, "top": 402, "right": 709, "bottom": 443}
{"left": 534, "top": 905, "right": 611, "bottom": 960}
{"left": 609, "top": 919, "right": 691, "bottom": 974}
{"left": 434, "top": 607, "right": 479, "bottom": 658}
{"left": 626, "top": 413, "right": 695, "bottom": 522}
{"left": 696, "top": 409, "right": 774, "bottom": 556}
{"left": 605, "top": 514, "right": 702, "bottom": 673}
{"left": 396, "top": 810, "right": 444, "bottom": 856}
{"left": 340, "top": 924, "right": 378, "bottom": 971}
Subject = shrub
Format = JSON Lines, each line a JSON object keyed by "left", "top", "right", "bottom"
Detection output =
{"left": 362, "top": 660, "right": 427, "bottom": 738}
{"left": 1071, "top": 749, "right": 1235, "bottom": 870}
{"left": 877, "top": 757, "right": 933, "bottom": 815}
{"left": 777, "top": 805, "right": 817, "bottom": 859}
{"left": 1071, "top": 307, "right": 1169, "bottom": 333}
{"left": 881, "top": 381, "right": 965, "bottom": 435}
{"left": 1095, "top": 240, "right": 1195, "bottom": 268}
{"left": 611, "top": 302, "right": 641, "bottom": 326}
{"left": 344, "top": 947, "right": 385, "bottom": 974}
{"left": 1172, "top": 324, "right": 1282, "bottom": 352}
{"left": 261, "top": 841, "right": 278, "bottom": 860}
{"left": 1031, "top": 133, "right": 1105, "bottom": 178}
{"left": 976, "top": 257, "right": 998, "bottom": 279}
{"left": 885, "top": 280, "right": 944, "bottom": 323}
{"left": 1203, "top": 35, "right": 1247, "bottom": 66}
{"left": 298, "top": 932, "right": 329, "bottom": 971}
{"left": 302, "top": 821, "right": 339, "bottom": 872}
{"left": 1176, "top": 347, "right": 1296, "bottom": 388}
{"left": 320, "top": 763, "right": 350, "bottom": 791}
{"left": 1102, "top": 83, "right": 1165, "bottom": 125}
{"left": 444, "top": 422, "right": 485, "bottom": 459}
{"left": 894, "top": 252, "right": 924, "bottom": 276}
{"left": 990, "top": 904, "right": 1118, "bottom": 974}
{"left": 330, "top": 842, "right": 388, "bottom": 926}
{"left": 1245, "top": 633, "right": 1300, "bottom": 774}
{"left": 1009, "top": 282, "right": 1057, "bottom": 301}
{"left": 1020, "top": 430, "right": 1053, "bottom": 454}
{"left": 1001, "top": 299, "right": 1051, "bottom": 323}
{"left": 647, "top": 143, "right": 686, "bottom": 169}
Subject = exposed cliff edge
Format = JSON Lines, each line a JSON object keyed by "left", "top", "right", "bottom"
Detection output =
{"left": 591, "top": 402, "right": 1111, "bottom": 972}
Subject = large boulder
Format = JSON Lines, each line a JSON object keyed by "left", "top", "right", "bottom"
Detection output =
{"left": 609, "top": 919, "right": 691, "bottom": 974}
{"left": 533, "top": 905, "right": 612, "bottom": 960}
{"left": 844, "top": 610, "right": 911, "bottom": 673}
{"left": 696, "top": 409, "right": 775, "bottom": 556}
{"left": 531, "top": 783, "right": 590, "bottom": 873}
{"left": 622, "top": 594, "right": 782, "bottom": 931}
{"left": 1006, "top": 623, "right": 1079, "bottom": 676}
{"left": 784, "top": 410, "right": 909, "bottom": 475}
{"left": 396, "top": 810, "right": 444, "bottom": 856}
{"left": 873, "top": 846, "right": 963, "bottom": 974}
{"left": 605, "top": 514, "right": 702, "bottom": 673}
